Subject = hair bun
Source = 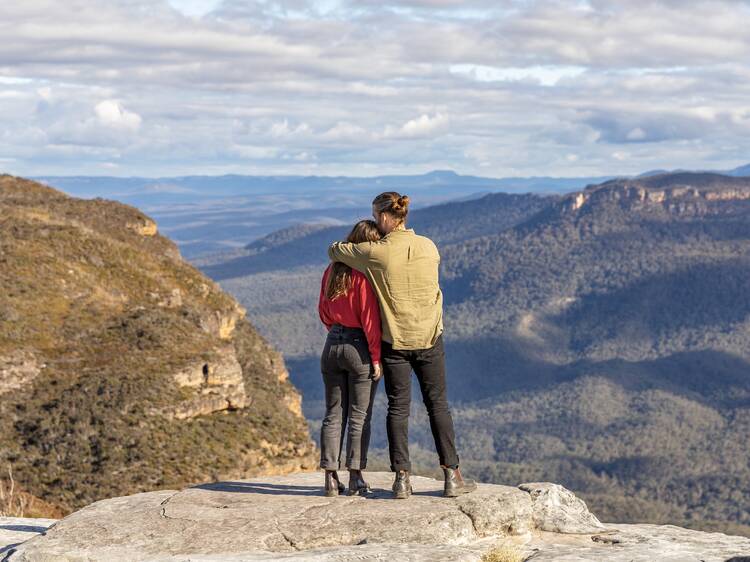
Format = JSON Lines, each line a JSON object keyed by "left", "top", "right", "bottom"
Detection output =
{"left": 372, "top": 191, "right": 410, "bottom": 222}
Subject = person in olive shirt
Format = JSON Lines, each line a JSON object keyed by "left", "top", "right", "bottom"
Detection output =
{"left": 328, "top": 191, "right": 476, "bottom": 499}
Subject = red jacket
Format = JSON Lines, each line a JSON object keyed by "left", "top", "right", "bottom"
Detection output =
{"left": 318, "top": 265, "right": 382, "bottom": 365}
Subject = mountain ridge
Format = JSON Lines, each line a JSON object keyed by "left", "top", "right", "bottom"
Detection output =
{"left": 29, "top": 163, "right": 748, "bottom": 258}
{"left": 0, "top": 175, "right": 316, "bottom": 514}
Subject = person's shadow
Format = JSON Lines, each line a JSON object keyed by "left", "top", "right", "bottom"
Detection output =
{"left": 193, "top": 482, "right": 323, "bottom": 496}
{"left": 192, "top": 481, "right": 444, "bottom": 500}
{"left": 0, "top": 525, "right": 51, "bottom": 557}
{"left": 0, "top": 525, "right": 49, "bottom": 533}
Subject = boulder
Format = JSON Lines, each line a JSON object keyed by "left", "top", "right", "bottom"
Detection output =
{"left": 518, "top": 482, "right": 605, "bottom": 534}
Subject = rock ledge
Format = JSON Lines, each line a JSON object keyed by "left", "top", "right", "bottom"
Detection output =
{"left": 6, "top": 472, "right": 750, "bottom": 561}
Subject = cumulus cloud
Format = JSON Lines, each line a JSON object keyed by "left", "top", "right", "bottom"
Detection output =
{"left": 267, "top": 119, "right": 311, "bottom": 138}
{"left": 321, "top": 122, "right": 370, "bottom": 142}
{"left": 0, "top": 0, "right": 749, "bottom": 176}
{"left": 95, "top": 100, "right": 142, "bottom": 131}
{"left": 383, "top": 113, "right": 449, "bottom": 139}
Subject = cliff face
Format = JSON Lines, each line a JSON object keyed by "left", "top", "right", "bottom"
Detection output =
{"left": 565, "top": 172, "right": 750, "bottom": 215}
{"left": 0, "top": 175, "right": 315, "bottom": 513}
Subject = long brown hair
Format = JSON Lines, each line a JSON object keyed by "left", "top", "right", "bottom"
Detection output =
{"left": 326, "top": 220, "right": 381, "bottom": 300}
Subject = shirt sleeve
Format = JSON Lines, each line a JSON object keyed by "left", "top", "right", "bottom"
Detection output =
{"left": 354, "top": 272, "right": 382, "bottom": 365}
{"left": 318, "top": 266, "right": 332, "bottom": 331}
{"left": 328, "top": 241, "right": 377, "bottom": 272}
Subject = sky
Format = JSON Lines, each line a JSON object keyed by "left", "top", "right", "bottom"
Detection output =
{"left": 1, "top": 0, "right": 750, "bottom": 178}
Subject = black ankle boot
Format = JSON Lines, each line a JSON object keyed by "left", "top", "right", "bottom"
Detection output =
{"left": 392, "top": 470, "right": 412, "bottom": 499}
{"left": 347, "top": 470, "right": 372, "bottom": 496}
{"left": 443, "top": 466, "right": 477, "bottom": 498}
{"left": 324, "top": 470, "right": 346, "bottom": 497}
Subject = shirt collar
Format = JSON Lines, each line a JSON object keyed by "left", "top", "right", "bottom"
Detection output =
{"left": 386, "top": 228, "right": 414, "bottom": 238}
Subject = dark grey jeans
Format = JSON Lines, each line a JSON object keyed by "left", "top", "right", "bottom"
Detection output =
{"left": 320, "top": 325, "right": 379, "bottom": 471}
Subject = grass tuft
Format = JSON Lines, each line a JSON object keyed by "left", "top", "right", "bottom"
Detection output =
{"left": 481, "top": 544, "right": 526, "bottom": 562}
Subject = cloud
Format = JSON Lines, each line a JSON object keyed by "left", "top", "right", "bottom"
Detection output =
{"left": 267, "top": 119, "right": 311, "bottom": 138}
{"left": 321, "top": 122, "right": 370, "bottom": 142}
{"left": 450, "top": 64, "right": 586, "bottom": 87}
{"left": 580, "top": 107, "right": 746, "bottom": 144}
{"left": 347, "top": 0, "right": 505, "bottom": 10}
{"left": 230, "top": 144, "right": 281, "bottom": 159}
{"left": 383, "top": 113, "right": 449, "bottom": 139}
{"left": 463, "top": 142, "right": 493, "bottom": 167}
{"left": 167, "top": 0, "right": 222, "bottom": 18}
{"left": 95, "top": 100, "right": 142, "bottom": 131}
{"left": 0, "top": 0, "right": 749, "bottom": 177}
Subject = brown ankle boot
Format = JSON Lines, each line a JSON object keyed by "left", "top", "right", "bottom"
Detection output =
{"left": 443, "top": 466, "right": 477, "bottom": 498}
{"left": 324, "top": 470, "right": 346, "bottom": 497}
{"left": 347, "top": 470, "right": 372, "bottom": 496}
{"left": 392, "top": 470, "right": 412, "bottom": 499}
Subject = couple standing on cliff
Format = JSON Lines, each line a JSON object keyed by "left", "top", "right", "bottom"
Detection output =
{"left": 317, "top": 191, "right": 476, "bottom": 499}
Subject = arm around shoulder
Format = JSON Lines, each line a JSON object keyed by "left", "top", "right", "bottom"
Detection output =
{"left": 328, "top": 240, "right": 380, "bottom": 270}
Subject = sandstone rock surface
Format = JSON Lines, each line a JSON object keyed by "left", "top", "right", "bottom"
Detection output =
{"left": 0, "top": 517, "right": 56, "bottom": 558}
{"left": 6, "top": 472, "right": 750, "bottom": 561}
{"left": 518, "top": 482, "right": 604, "bottom": 534}
{"left": 169, "top": 346, "right": 248, "bottom": 419}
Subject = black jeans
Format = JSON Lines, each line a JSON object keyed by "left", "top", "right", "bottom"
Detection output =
{"left": 320, "top": 325, "right": 379, "bottom": 471}
{"left": 382, "top": 334, "right": 459, "bottom": 472}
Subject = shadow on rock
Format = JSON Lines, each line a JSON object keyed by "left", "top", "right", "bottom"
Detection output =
{"left": 0, "top": 525, "right": 49, "bottom": 534}
{"left": 193, "top": 481, "right": 323, "bottom": 496}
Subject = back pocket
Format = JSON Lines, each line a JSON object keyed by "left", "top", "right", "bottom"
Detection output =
{"left": 344, "top": 338, "right": 371, "bottom": 375}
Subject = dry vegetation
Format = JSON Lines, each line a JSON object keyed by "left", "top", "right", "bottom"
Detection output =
{"left": 0, "top": 175, "right": 315, "bottom": 514}
{"left": 0, "top": 465, "right": 64, "bottom": 518}
{"left": 481, "top": 544, "right": 526, "bottom": 562}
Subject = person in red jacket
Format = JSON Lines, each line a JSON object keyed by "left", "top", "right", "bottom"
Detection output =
{"left": 318, "top": 219, "right": 383, "bottom": 497}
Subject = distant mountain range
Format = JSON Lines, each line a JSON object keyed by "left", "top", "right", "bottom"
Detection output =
{"left": 729, "top": 163, "right": 750, "bottom": 176}
{"left": 198, "top": 171, "right": 750, "bottom": 537}
{"left": 31, "top": 170, "right": 609, "bottom": 257}
{"left": 33, "top": 163, "right": 750, "bottom": 257}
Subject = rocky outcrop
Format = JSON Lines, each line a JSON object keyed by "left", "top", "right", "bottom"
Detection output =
{"left": 200, "top": 302, "right": 246, "bottom": 340}
{"left": 570, "top": 192, "right": 587, "bottom": 211}
{"left": 169, "top": 346, "right": 248, "bottom": 419}
{"left": 704, "top": 189, "right": 750, "bottom": 201}
{"left": 126, "top": 217, "right": 158, "bottom": 236}
{"left": 6, "top": 472, "right": 750, "bottom": 561}
{"left": 565, "top": 172, "right": 750, "bottom": 214}
{"left": 519, "top": 482, "right": 605, "bottom": 534}
{"left": 0, "top": 175, "right": 316, "bottom": 514}
{"left": 0, "top": 353, "right": 40, "bottom": 396}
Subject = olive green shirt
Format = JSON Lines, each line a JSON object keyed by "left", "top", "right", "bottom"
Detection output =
{"left": 328, "top": 228, "right": 443, "bottom": 350}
